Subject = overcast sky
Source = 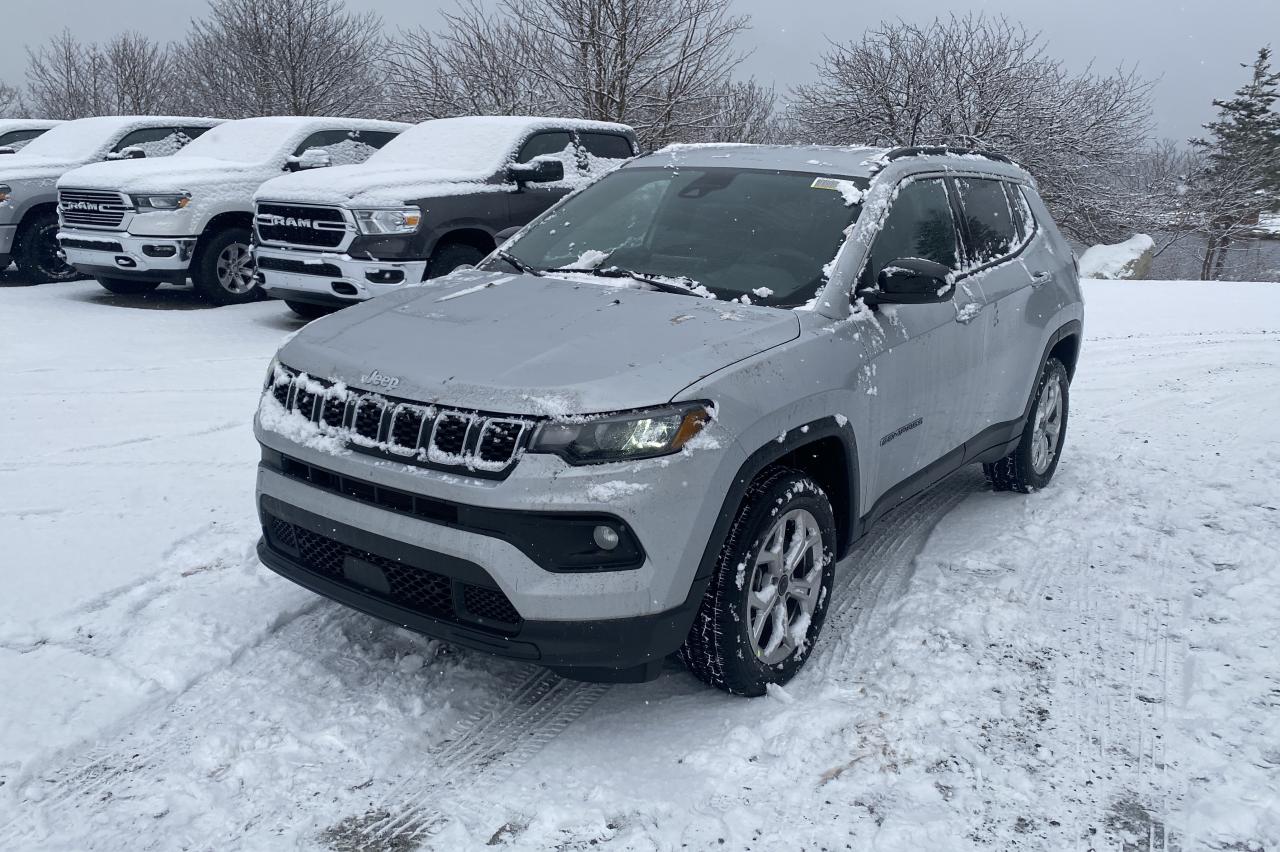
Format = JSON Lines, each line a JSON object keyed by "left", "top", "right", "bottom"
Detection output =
{"left": 2, "top": 0, "right": 1275, "bottom": 142}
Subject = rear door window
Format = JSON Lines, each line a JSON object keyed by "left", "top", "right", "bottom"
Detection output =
{"left": 577, "top": 133, "right": 634, "bottom": 160}
{"left": 954, "top": 177, "right": 1019, "bottom": 265}
{"left": 861, "top": 177, "right": 960, "bottom": 289}
{"left": 516, "top": 131, "right": 574, "bottom": 163}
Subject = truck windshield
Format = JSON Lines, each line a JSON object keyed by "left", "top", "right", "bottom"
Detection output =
{"left": 15, "top": 118, "right": 123, "bottom": 161}
{"left": 501, "top": 166, "right": 866, "bottom": 308}
{"left": 177, "top": 118, "right": 294, "bottom": 164}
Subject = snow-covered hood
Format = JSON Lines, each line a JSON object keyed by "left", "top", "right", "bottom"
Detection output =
{"left": 255, "top": 162, "right": 497, "bottom": 208}
{"left": 58, "top": 156, "right": 265, "bottom": 193}
{"left": 277, "top": 270, "right": 800, "bottom": 414}
{"left": 0, "top": 157, "right": 83, "bottom": 183}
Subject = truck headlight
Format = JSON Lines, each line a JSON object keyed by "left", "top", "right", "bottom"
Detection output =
{"left": 353, "top": 207, "right": 422, "bottom": 235}
{"left": 0, "top": 184, "right": 11, "bottom": 203}
{"left": 131, "top": 192, "right": 190, "bottom": 211}
{"left": 528, "top": 402, "right": 711, "bottom": 464}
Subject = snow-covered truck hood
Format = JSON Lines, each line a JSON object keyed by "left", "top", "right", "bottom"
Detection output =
{"left": 276, "top": 271, "right": 800, "bottom": 414}
{"left": 0, "top": 157, "right": 84, "bottom": 183}
{"left": 57, "top": 156, "right": 269, "bottom": 193}
{"left": 254, "top": 163, "right": 498, "bottom": 207}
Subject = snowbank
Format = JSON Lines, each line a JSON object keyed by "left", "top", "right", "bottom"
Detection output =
{"left": 1078, "top": 233, "right": 1155, "bottom": 279}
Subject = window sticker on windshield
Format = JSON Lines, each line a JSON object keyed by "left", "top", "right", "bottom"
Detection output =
{"left": 811, "top": 176, "right": 865, "bottom": 206}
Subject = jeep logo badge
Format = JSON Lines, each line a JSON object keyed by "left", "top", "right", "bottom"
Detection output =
{"left": 360, "top": 369, "right": 401, "bottom": 391}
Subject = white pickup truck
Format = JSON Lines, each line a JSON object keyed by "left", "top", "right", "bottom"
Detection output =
{"left": 57, "top": 116, "right": 407, "bottom": 304}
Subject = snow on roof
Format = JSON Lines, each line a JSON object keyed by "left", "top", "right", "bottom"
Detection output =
{"left": 645, "top": 144, "right": 890, "bottom": 178}
{"left": 368, "top": 116, "right": 634, "bottom": 173}
{"left": 175, "top": 116, "right": 409, "bottom": 166}
{"left": 0, "top": 119, "right": 63, "bottom": 133}
{"left": 17, "top": 115, "right": 223, "bottom": 163}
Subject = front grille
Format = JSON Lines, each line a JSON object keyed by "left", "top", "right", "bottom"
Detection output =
{"left": 267, "top": 515, "right": 521, "bottom": 631}
{"left": 59, "top": 189, "right": 131, "bottom": 229}
{"left": 266, "top": 366, "right": 534, "bottom": 476}
{"left": 257, "top": 255, "right": 344, "bottom": 278}
{"left": 256, "top": 202, "right": 348, "bottom": 249}
{"left": 60, "top": 236, "right": 124, "bottom": 252}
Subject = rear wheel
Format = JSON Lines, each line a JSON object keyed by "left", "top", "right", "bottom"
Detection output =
{"left": 97, "top": 277, "right": 160, "bottom": 295}
{"left": 679, "top": 467, "right": 836, "bottom": 696}
{"left": 984, "top": 357, "right": 1070, "bottom": 493}
{"left": 425, "top": 242, "right": 487, "bottom": 279}
{"left": 191, "top": 226, "right": 258, "bottom": 305}
{"left": 285, "top": 300, "right": 334, "bottom": 319}
{"left": 14, "top": 211, "right": 80, "bottom": 284}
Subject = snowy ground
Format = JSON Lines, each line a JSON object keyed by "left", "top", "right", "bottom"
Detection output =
{"left": 1, "top": 273, "right": 1278, "bottom": 851}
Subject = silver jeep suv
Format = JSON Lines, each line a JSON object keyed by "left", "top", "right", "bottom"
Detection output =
{"left": 253, "top": 144, "right": 1083, "bottom": 696}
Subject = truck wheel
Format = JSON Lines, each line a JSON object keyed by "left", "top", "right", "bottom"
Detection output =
{"left": 97, "top": 277, "right": 160, "bottom": 295}
{"left": 984, "top": 357, "right": 1070, "bottom": 493}
{"left": 14, "top": 211, "right": 80, "bottom": 284}
{"left": 191, "top": 226, "right": 258, "bottom": 305}
{"left": 679, "top": 467, "right": 836, "bottom": 697}
{"left": 425, "top": 242, "right": 487, "bottom": 279}
{"left": 285, "top": 300, "right": 334, "bottom": 319}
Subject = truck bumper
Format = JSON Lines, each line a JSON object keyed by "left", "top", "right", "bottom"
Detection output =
{"left": 58, "top": 228, "right": 196, "bottom": 280}
{"left": 255, "top": 245, "right": 428, "bottom": 305}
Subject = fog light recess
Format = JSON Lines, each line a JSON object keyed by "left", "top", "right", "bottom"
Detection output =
{"left": 593, "top": 525, "right": 620, "bottom": 551}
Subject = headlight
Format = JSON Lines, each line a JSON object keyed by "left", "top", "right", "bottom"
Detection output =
{"left": 353, "top": 207, "right": 422, "bottom": 235}
{"left": 0, "top": 184, "right": 11, "bottom": 203}
{"left": 131, "top": 192, "right": 190, "bottom": 211}
{"left": 528, "top": 402, "right": 711, "bottom": 464}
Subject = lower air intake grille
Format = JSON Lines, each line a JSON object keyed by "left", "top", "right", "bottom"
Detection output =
{"left": 270, "top": 516, "right": 520, "bottom": 632}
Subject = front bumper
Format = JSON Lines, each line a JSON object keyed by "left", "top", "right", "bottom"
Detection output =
{"left": 255, "top": 245, "right": 428, "bottom": 304}
{"left": 58, "top": 228, "right": 196, "bottom": 279}
{"left": 254, "top": 412, "right": 743, "bottom": 678}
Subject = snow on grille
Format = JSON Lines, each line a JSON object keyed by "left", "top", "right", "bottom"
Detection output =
{"left": 268, "top": 366, "right": 534, "bottom": 474}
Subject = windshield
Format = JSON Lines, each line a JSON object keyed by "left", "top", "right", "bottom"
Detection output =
{"left": 177, "top": 118, "right": 293, "bottom": 164}
{"left": 499, "top": 166, "right": 865, "bottom": 308}
{"left": 368, "top": 117, "right": 530, "bottom": 174}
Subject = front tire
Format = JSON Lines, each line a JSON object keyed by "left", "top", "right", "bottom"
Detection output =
{"left": 679, "top": 467, "right": 836, "bottom": 696}
{"left": 97, "top": 277, "right": 160, "bottom": 295}
{"left": 425, "top": 242, "right": 487, "bottom": 279}
{"left": 984, "top": 357, "right": 1070, "bottom": 493}
{"left": 285, "top": 300, "right": 334, "bottom": 319}
{"left": 191, "top": 226, "right": 258, "bottom": 305}
{"left": 14, "top": 211, "right": 80, "bottom": 284}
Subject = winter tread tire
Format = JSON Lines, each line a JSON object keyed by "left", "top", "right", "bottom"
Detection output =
{"left": 191, "top": 226, "right": 258, "bottom": 305}
{"left": 425, "top": 242, "right": 487, "bottom": 279}
{"left": 285, "top": 300, "right": 334, "bottom": 319}
{"left": 14, "top": 211, "right": 80, "bottom": 284}
{"left": 679, "top": 466, "right": 837, "bottom": 697}
{"left": 984, "top": 356, "right": 1070, "bottom": 493}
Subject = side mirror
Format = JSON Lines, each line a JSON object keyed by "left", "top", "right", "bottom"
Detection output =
{"left": 859, "top": 257, "right": 955, "bottom": 306}
{"left": 107, "top": 146, "right": 146, "bottom": 161}
{"left": 286, "top": 148, "right": 333, "bottom": 171}
{"left": 494, "top": 225, "right": 521, "bottom": 245}
{"left": 0, "top": 146, "right": 15, "bottom": 156}
{"left": 507, "top": 156, "right": 564, "bottom": 185}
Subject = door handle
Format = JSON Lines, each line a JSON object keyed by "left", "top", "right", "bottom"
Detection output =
{"left": 1031, "top": 271, "right": 1051, "bottom": 288}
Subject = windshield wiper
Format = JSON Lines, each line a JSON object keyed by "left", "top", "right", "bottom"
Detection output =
{"left": 495, "top": 249, "right": 543, "bottom": 276}
{"left": 546, "top": 264, "right": 703, "bottom": 297}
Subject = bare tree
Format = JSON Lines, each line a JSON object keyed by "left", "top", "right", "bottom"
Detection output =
{"left": 24, "top": 29, "right": 176, "bottom": 118}
{"left": 182, "top": 0, "right": 387, "bottom": 117}
{"left": 790, "top": 15, "right": 1155, "bottom": 243}
{"left": 0, "top": 80, "right": 21, "bottom": 117}
{"left": 383, "top": 2, "right": 561, "bottom": 120}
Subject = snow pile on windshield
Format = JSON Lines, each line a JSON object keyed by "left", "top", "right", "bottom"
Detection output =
{"left": 1078, "top": 234, "right": 1155, "bottom": 279}
{"left": 178, "top": 117, "right": 406, "bottom": 165}
{"left": 370, "top": 116, "right": 630, "bottom": 174}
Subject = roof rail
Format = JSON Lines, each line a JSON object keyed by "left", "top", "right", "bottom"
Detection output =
{"left": 879, "top": 146, "right": 1014, "bottom": 165}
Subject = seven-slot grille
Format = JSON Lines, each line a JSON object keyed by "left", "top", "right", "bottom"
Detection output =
{"left": 268, "top": 365, "right": 535, "bottom": 476}
{"left": 255, "top": 202, "right": 349, "bottom": 249}
{"left": 58, "top": 189, "right": 132, "bottom": 229}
